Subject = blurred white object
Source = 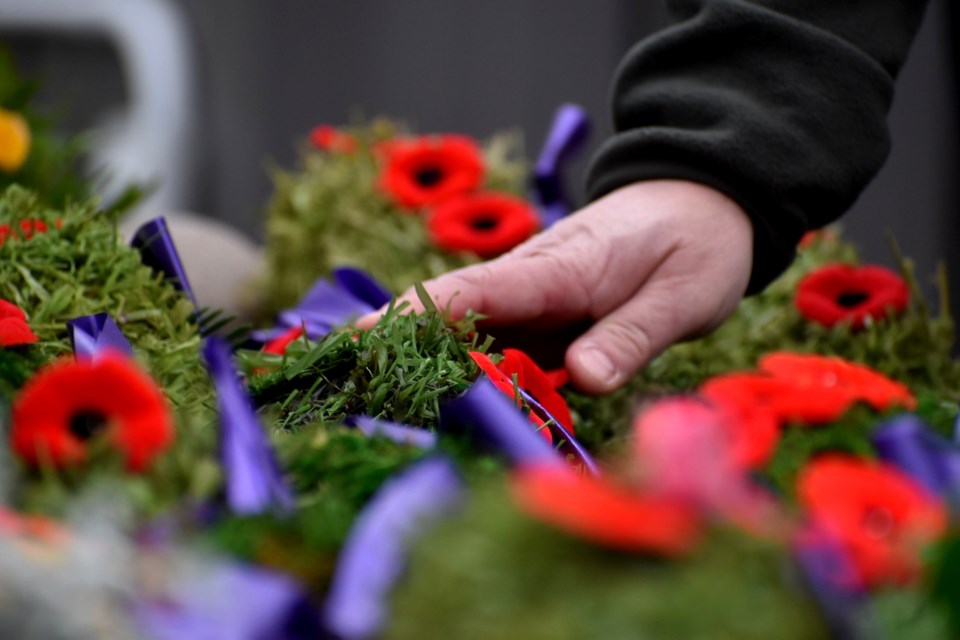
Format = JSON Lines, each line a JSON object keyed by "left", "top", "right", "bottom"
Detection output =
{"left": 120, "top": 212, "right": 265, "bottom": 319}
{"left": 0, "top": 0, "right": 198, "bottom": 213}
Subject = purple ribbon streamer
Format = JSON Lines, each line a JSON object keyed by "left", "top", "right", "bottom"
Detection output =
{"left": 130, "top": 217, "right": 197, "bottom": 306}
{"left": 871, "top": 413, "right": 960, "bottom": 500}
{"left": 333, "top": 267, "right": 393, "bottom": 309}
{"left": 66, "top": 312, "right": 134, "bottom": 360}
{"left": 203, "top": 337, "right": 294, "bottom": 515}
{"left": 517, "top": 387, "right": 600, "bottom": 476}
{"left": 323, "top": 457, "right": 464, "bottom": 639}
{"left": 135, "top": 561, "right": 322, "bottom": 640}
{"left": 440, "top": 379, "right": 565, "bottom": 468}
{"left": 793, "top": 530, "right": 873, "bottom": 640}
{"left": 346, "top": 415, "right": 438, "bottom": 449}
{"left": 532, "top": 104, "right": 590, "bottom": 227}
{"left": 251, "top": 267, "right": 389, "bottom": 345}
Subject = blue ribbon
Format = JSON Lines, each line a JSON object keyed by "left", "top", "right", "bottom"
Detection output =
{"left": 252, "top": 267, "right": 390, "bottom": 346}
{"left": 130, "top": 217, "right": 197, "bottom": 306}
{"left": 871, "top": 413, "right": 960, "bottom": 500}
{"left": 793, "top": 531, "right": 875, "bottom": 640}
{"left": 134, "top": 561, "right": 322, "bottom": 640}
{"left": 346, "top": 416, "right": 437, "bottom": 449}
{"left": 66, "top": 312, "right": 134, "bottom": 360}
{"left": 323, "top": 457, "right": 464, "bottom": 639}
{"left": 532, "top": 104, "right": 590, "bottom": 227}
{"left": 440, "top": 379, "right": 565, "bottom": 468}
{"left": 202, "top": 337, "right": 294, "bottom": 515}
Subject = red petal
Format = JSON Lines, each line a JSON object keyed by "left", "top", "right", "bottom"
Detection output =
{"left": 511, "top": 464, "right": 701, "bottom": 555}
{"left": 797, "top": 456, "right": 946, "bottom": 587}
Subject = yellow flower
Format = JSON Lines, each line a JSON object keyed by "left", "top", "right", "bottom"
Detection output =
{"left": 0, "top": 108, "right": 30, "bottom": 172}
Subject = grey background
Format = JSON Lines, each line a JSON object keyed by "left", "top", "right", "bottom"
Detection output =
{"left": 3, "top": 0, "right": 959, "bottom": 304}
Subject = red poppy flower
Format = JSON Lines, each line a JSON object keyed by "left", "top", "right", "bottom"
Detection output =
{"left": 694, "top": 378, "right": 784, "bottom": 467}
{"left": 0, "top": 219, "right": 49, "bottom": 246}
{"left": 468, "top": 351, "right": 552, "bottom": 444}
{"left": 309, "top": 125, "right": 358, "bottom": 154}
{"left": 632, "top": 397, "right": 786, "bottom": 532}
{"left": 11, "top": 354, "right": 175, "bottom": 472}
{"left": 377, "top": 134, "right": 484, "bottom": 209}
{"left": 759, "top": 352, "right": 915, "bottom": 413}
{"left": 795, "top": 264, "right": 909, "bottom": 329}
{"left": 497, "top": 348, "right": 574, "bottom": 434}
{"left": 427, "top": 191, "right": 540, "bottom": 257}
{"left": 263, "top": 326, "right": 305, "bottom": 356}
{"left": 0, "top": 299, "right": 38, "bottom": 347}
{"left": 796, "top": 456, "right": 947, "bottom": 588}
{"left": 702, "top": 371, "right": 852, "bottom": 427}
{"left": 511, "top": 463, "right": 702, "bottom": 555}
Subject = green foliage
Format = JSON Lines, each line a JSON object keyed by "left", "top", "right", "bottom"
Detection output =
{"left": 0, "top": 186, "right": 219, "bottom": 515}
{"left": 388, "top": 480, "right": 829, "bottom": 640}
{"left": 0, "top": 186, "right": 209, "bottom": 406}
{"left": 245, "top": 303, "right": 487, "bottom": 430}
{"left": 253, "top": 119, "right": 528, "bottom": 320}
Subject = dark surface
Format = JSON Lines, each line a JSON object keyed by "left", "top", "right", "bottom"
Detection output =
{"left": 1, "top": 0, "right": 957, "bottom": 304}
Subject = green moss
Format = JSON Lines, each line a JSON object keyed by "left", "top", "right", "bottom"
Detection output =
{"left": 388, "top": 480, "right": 829, "bottom": 640}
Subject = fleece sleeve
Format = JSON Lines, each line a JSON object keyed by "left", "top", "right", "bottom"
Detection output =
{"left": 585, "top": 0, "right": 930, "bottom": 294}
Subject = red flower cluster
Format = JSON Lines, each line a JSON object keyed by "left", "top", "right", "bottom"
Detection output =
{"left": 309, "top": 125, "right": 358, "bottom": 154}
{"left": 378, "top": 135, "right": 484, "bottom": 209}
{"left": 797, "top": 456, "right": 946, "bottom": 588}
{"left": 795, "top": 263, "right": 909, "bottom": 329}
{"left": 377, "top": 133, "right": 540, "bottom": 256}
{"left": 0, "top": 219, "right": 51, "bottom": 246}
{"left": 0, "top": 299, "right": 38, "bottom": 347}
{"left": 11, "top": 354, "right": 175, "bottom": 472}
{"left": 511, "top": 464, "right": 701, "bottom": 556}
{"left": 699, "top": 352, "right": 915, "bottom": 467}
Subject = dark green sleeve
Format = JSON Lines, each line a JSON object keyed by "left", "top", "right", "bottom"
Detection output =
{"left": 585, "top": 0, "right": 930, "bottom": 293}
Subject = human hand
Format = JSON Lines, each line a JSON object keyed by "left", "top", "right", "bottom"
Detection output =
{"left": 356, "top": 179, "right": 753, "bottom": 394}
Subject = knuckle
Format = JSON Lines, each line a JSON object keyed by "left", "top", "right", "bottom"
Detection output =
{"left": 602, "top": 317, "right": 655, "bottom": 365}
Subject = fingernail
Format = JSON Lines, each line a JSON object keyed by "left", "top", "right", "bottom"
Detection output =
{"left": 576, "top": 347, "right": 619, "bottom": 386}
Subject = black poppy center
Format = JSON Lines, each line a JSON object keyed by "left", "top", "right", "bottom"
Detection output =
{"left": 836, "top": 291, "right": 870, "bottom": 308}
{"left": 414, "top": 165, "right": 445, "bottom": 188}
{"left": 470, "top": 215, "right": 500, "bottom": 232}
{"left": 69, "top": 410, "right": 108, "bottom": 441}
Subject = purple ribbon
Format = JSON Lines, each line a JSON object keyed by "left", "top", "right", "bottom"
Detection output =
{"left": 871, "top": 413, "right": 960, "bottom": 500}
{"left": 533, "top": 104, "right": 590, "bottom": 227}
{"left": 130, "top": 217, "right": 197, "bottom": 306}
{"left": 252, "top": 267, "right": 390, "bottom": 345}
{"left": 346, "top": 415, "right": 438, "bottom": 449}
{"left": 202, "top": 337, "right": 294, "bottom": 515}
{"left": 66, "top": 312, "right": 134, "bottom": 360}
{"left": 323, "top": 457, "right": 464, "bottom": 639}
{"left": 134, "top": 561, "right": 322, "bottom": 640}
{"left": 440, "top": 379, "right": 565, "bottom": 468}
{"left": 793, "top": 529, "right": 873, "bottom": 640}
{"left": 517, "top": 387, "right": 600, "bottom": 475}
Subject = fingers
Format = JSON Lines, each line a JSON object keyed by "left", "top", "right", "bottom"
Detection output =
{"left": 356, "top": 242, "right": 602, "bottom": 330}
{"left": 564, "top": 276, "right": 709, "bottom": 394}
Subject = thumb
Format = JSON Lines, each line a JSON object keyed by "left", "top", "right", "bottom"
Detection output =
{"left": 564, "top": 278, "right": 703, "bottom": 394}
